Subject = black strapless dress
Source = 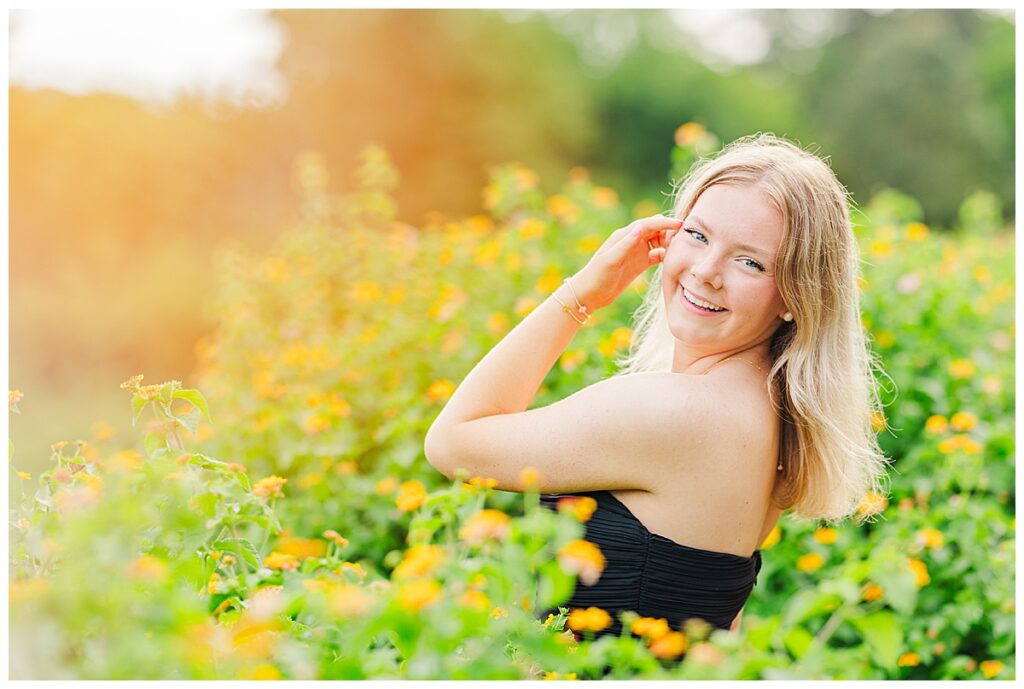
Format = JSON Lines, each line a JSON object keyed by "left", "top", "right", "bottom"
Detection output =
{"left": 537, "top": 490, "right": 763, "bottom": 639}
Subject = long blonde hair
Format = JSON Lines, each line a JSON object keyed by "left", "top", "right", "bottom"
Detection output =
{"left": 613, "top": 132, "right": 893, "bottom": 525}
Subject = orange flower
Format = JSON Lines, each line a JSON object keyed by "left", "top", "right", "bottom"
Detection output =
{"left": 252, "top": 475, "right": 287, "bottom": 498}
{"left": 459, "top": 589, "right": 490, "bottom": 612}
{"left": 924, "top": 415, "right": 948, "bottom": 434}
{"left": 396, "top": 579, "right": 442, "bottom": 611}
{"left": 862, "top": 582, "right": 884, "bottom": 602}
{"left": 547, "top": 195, "right": 579, "bottom": 223}
{"left": 591, "top": 187, "right": 618, "bottom": 209}
{"left": 425, "top": 379, "right": 456, "bottom": 404}
{"left": 905, "top": 222, "right": 929, "bottom": 241}
{"left": 392, "top": 544, "right": 446, "bottom": 580}
{"left": 323, "top": 530, "right": 349, "bottom": 547}
{"left": 760, "top": 525, "right": 782, "bottom": 549}
{"left": 857, "top": 491, "right": 888, "bottom": 517}
{"left": 631, "top": 616, "right": 670, "bottom": 641}
{"left": 519, "top": 466, "right": 541, "bottom": 490}
{"left": 567, "top": 607, "right": 611, "bottom": 633}
{"left": 898, "top": 652, "right": 920, "bottom": 667}
{"left": 907, "top": 558, "right": 930, "bottom": 587}
{"left": 648, "top": 631, "right": 688, "bottom": 659}
{"left": 263, "top": 552, "right": 299, "bottom": 571}
{"left": 557, "top": 496, "right": 598, "bottom": 522}
{"left": 674, "top": 122, "right": 706, "bottom": 148}
{"left": 949, "top": 411, "right": 978, "bottom": 431}
{"left": 813, "top": 527, "right": 838, "bottom": 544}
{"left": 915, "top": 528, "right": 944, "bottom": 550}
{"left": 459, "top": 509, "right": 511, "bottom": 545}
{"left": 375, "top": 477, "right": 398, "bottom": 495}
{"left": 328, "top": 584, "right": 372, "bottom": 618}
{"left": 557, "top": 540, "right": 606, "bottom": 586}
{"left": 796, "top": 553, "right": 825, "bottom": 572}
{"left": 396, "top": 480, "right": 427, "bottom": 512}
{"left": 276, "top": 537, "right": 326, "bottom": 561}
{"left": 980, "top": 660, "right": 1004, "bottom": 679}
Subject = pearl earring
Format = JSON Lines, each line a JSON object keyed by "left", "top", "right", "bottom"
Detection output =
{"left": 782, "top": 312, "right": 794, "bottom": 322}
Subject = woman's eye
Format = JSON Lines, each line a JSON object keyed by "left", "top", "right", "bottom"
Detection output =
{"left": 742, "top": 258, "right": 765, "bottom": 272}
{"left": 685, "top": 229, "right": 707, "bottom": 243}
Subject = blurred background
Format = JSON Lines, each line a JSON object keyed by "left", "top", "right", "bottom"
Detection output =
{"left": 8, "top": 8, "right": 1015, "bottom": 470}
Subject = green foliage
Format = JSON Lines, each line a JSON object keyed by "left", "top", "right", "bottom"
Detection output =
{"left": 8, "top": 129, "right": 1013, "bottom": 679}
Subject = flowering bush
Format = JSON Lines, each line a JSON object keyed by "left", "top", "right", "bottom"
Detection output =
{"left": 9, "top": 126, "right": 1013, "bottom": 679}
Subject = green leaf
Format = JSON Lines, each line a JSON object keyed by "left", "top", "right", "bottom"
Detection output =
{"left": 870, "top": 560, "right": 918, "bottom": 616}
{"left": 212, "top": 538, "right": 261, "bottom": 570}
{"left": 173, "top": 389, "right": 211, "bottom": 423}
{"left": 131, "top": 396, "right": 148, "bottom": 427}
{"left": 783, "top": 625, "right": 815, "bottom": 659}
{"left": 848, "top": 610, "right": 902, "bottom": 671}
{"left": 144, "top": 432, "right": 166, "bottom": 457}
{"left": 174, "top": 409, "right": 201, "bottom": 435}
{"left": 782, "top": 589, "right": 843, "bottom": 627}
{"left": 536, "top": 560, "right": 576, "bottom": 610}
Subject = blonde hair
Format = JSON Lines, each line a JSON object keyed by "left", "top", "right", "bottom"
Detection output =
{"left": 612, "top": 132, "right": 893, "bottom": 525}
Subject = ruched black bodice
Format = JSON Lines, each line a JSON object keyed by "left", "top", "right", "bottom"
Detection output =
{"left": 538, "top": 490, "right": 762, "bottom": 639}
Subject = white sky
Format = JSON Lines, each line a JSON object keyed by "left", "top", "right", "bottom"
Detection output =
{"left": 9, "top": 9, "right": 287, "bottom": 106}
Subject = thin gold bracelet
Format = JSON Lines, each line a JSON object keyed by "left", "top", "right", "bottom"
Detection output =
{"left": 552, "top": 277, "right": 592, "bottom": 325}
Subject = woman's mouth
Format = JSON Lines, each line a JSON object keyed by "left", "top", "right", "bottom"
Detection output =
{"left": 680, "top": 285, "right": 728, "bottom": 315}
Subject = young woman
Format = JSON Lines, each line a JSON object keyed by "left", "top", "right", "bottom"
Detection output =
{"left": 424, "top": 132, "right": 891, "bottom": 641}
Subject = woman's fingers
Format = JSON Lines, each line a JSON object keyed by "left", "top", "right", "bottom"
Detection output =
{"left": 630, "top": 215, "right": 683, "bottom": 238}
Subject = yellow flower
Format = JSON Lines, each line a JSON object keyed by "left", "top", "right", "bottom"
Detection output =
{"left": 610, "top": 327, "right": 633, "bottom": 350}
{"left": 519, "top": 466, "right": 541, "bottom": 490}
{"left": 556, "top": 496, "right": 598, "bottom": 522}
{"left": 339, "top": 562, "right": 366, "bottom": 580}
{"left": 536, "top": 266, "right": 562, "bottom": 294}
{"left": 298, "top": 472, "right": 324, "bottom": 489}
{"left": 862, "top": 582, "right": 884, "bottom": 602}
{"left": 515, "top": 166, "right": 539, "bottom": 190}
{"left": 870, "top": 410, "right": 888, "bottom": 432}
{"left": 631, "top": 616, "right": 670, "bottom": 641}
{"left": 396, "top": 480, "right": 428, "bottom": 512}
{"left": 490, "top": 606, "right": 509, "bottom": 619}
{"left": 487, "top": 311, "right": 510, "bottom": 335}
{"left": 948, "top": 359, "right": 976, "bottom": 379}
{"left": 898, "top": 652, "right": 921, "bottom": 667}
{"left": 674, "top": 122, "right": 705, "bottom": 148}
{"left": 397, "top": 579, "right": 442, "bottom": 611}
{"left": 459, "top": 589, "right": 490, "bottom": 612}
{"left": 518, "top": 218, "right": 546, "bottom": 241}
{"left": 514, "top": 296, "right": 540, "bottom": 317}
{"left": 474, "top": 239, "right": 501, "bottom": 266}
{"left": 813, "top": 527, "right": 838, "bottom": 545}
{"left": 275, "top": 537, "right": 326, "bottom": 561}
{"left": 547, "top": 195, "right": 579, "bottom": 223}
{"left": 575, "top": 234, "right": 603, "bottom": 255}
{"left": 557, "top": 540, "right": 606, "bottom": 586}
{"left": 252, "top": 475, "right": 287, "bottom": 498}
{"left": 915, "top": 528, "right": 944, "bottom": 549}
{"left": 9, "top": 389, "right": 24, "bottom": 407}
{"left": 375, "top": 477, "right": 398, "bottom": 495}
{"left": 567, "top": 607, "right": 611, "bottom": 633}
{"left": 459, "top": 509, "right": 512, "bottom": 545}
{"left": 924, "top": 415, "right": 948, "bottom": 434}
{"left": 559, "top": 349, "right": 587, "bottom": 373}
{"left": 591, "top": 187, "right": 618, "bottom": 209}
{"left": 466, "top": 476, "right": 498, "bottom": 490}
{"left": 482, "top": 182, "right": 501, "bottom": 210}
{"left": 17, "top": 471, "right": 31, "bottom": 481}
{"left": 796, "top": 553, "right": 825, "bottom": 572}
{"left": 90, "top": 420, "right": 116, "bottom": 441}
{"left": 263, "top": 552, "right": 299, "bottom": 571}
{"left": 980, "top": 660, "right": 1004, "bottom": 679}
{"left": 761, "top": 525, "right": 782, "bottom": 549}
{"left": 905, "top": 222, "right": 929, "bottom": 241}
{"left": 328, "top": 584, "right": 372, "bottom": 618}
{"left": 129, "top": 554, "right": 168, "bottom": 582}
{"left": 349, "top": 280, "right": 382, "bottom": 302}
{"left": 648, "top": 631, "right": 689, "bottom": 659}
{"left": 238, "top": 664, "right": 282, "bottom": 680}
{"left": 857, "top": 491, "right": 888, "bottom": 517}
{"left": 875, "top": 330, "right": 895, "bottom": 348}
{"left": 302, "top": 413, "right": 331, "bottom": 435}
{"left": 393, "top": 544, "right": 446, "bottom": 580}
{"left": 907, "top": 558, "right": 930, "bottom": 587}
{"left": 949, "top": 411, "right": 978, "bottom": 431}
{"left": 425, "top": 379, "right": 456, "bottom": 404}
{"left": 870, "top": 240, "right": 893, "bottom": 258}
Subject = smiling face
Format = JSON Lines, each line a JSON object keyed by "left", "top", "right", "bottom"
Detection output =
{"left": 661, "top": 182, "right": 789, "bottom": 371}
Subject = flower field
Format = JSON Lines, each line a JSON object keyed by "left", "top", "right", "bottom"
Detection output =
{"left": 9, "top": 129, "right": 1014, "bottom": 679}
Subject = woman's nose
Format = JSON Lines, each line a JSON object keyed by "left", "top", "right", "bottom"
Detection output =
{"left": 691, "top": 258, "right": 723, "bottom": 290}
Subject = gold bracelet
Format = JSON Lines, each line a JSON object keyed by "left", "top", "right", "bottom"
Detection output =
{"left": 552, "top": 277, "right": 592, "bottom": 325}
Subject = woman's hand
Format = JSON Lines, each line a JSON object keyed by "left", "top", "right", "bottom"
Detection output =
{"left": 572, "top": 215, "right": 683, "bottom": 311}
